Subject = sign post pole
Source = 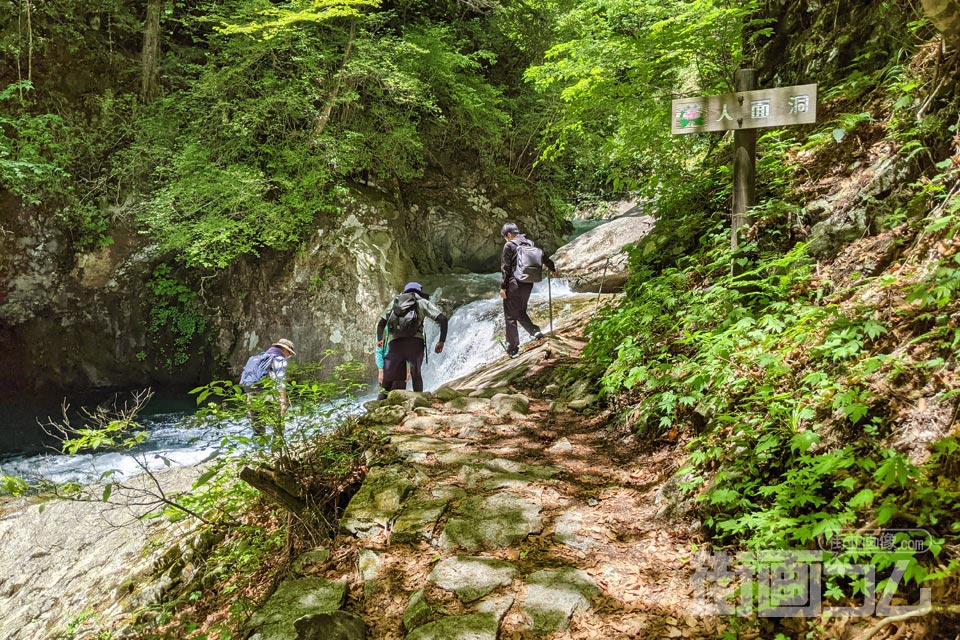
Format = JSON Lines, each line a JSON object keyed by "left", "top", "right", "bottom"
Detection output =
{"left": 732, "top": 68, "right": 757, "bottom": 256}
{"left": 671, "top": 78, "right": 817, "bottom": 268}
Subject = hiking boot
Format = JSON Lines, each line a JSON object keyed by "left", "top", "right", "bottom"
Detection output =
{"left": 533, "top": 331, "right": 544, "bottom": 340}
{"left": 507, "top": 347, "right": 519, "bottom": 358}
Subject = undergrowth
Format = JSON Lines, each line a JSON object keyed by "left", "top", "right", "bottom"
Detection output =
{"left": 583, "top": 40, "right": 960, "bottom": 628}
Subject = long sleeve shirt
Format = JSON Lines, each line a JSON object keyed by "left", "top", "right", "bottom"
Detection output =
{"left": 501, "top": 234, "right": 556, "bottom": 289}
{"left": 376, "top": 295, "right": 448, "bottom": 343}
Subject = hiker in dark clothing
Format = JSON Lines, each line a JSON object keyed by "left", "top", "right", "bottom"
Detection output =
{"left": 376, "top": 282, "right": 449, "bottom": 399}
{"left": 500, "top": 223, "right": 556, "bottom": 357}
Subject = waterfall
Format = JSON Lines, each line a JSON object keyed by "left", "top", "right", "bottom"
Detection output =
{"left": 420, "top": 274, "right": 574, "bottom": 390}
{"left": 0, "top": 274, "right": 575, "bottom": 485}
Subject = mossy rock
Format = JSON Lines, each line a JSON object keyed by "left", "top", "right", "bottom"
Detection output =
{"left": 246, "top": 577, "right": 347, "bottom": 640}
{"left": 404, "top": 612, "right": 499, "bottom": 640}
{"left": 403, "top": 589, "right": 434, "bottom": 632}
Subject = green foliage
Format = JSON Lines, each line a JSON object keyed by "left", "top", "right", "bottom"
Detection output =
{"left": 587, "top": 192, "right": 960, "bottom": 594}
{"left": 145, "top": 263, "right": 209, "bottom": 369}
{"left": 0, "top": 473, "right": 28, "bottom": 496}
{"left": 0, "top": 81, "right": 67, "bottom": 205}
{"left": 526, "top": 0, "right": 765, "bottom": 193}
{"left": 121, "top": 0, "right": 526, "bottom": 268}
{"left": 218, "top": 0, "right": 381, "bottom": 38}
{"left": 60, "top": 417, "right": 148, "bottom": 455}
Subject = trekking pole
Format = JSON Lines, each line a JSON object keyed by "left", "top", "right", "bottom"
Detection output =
{"left": 594, "top": 255, "right": 611, "bottom": 315}
{"left": 547, "top": 273, "right": 554, "bottom": 334}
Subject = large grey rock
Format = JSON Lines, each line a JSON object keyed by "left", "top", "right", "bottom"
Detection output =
{"left": 340, "top": 467, "right": 421, "bottom": 537}
{"left": 404, "top": 612, "right": 499, "bottom": 640}
{"left": 0, "top": 466, "right": 202, "bottom": 640}
{"left": 358, "top": 549, "right": 381, "bottom": 582}
{"left": 427, "top": 556, "right": 517, "bottom": 603}
{"left": 468, "top": 386, "right": 512, "bottom": 399}
{"left": 552, "top": 509, "right": 600, "bottom": 551}
{"left": 519, "top": 568, "right": 599, "bottom": 634}
{"left": 444, "top": 396, "right": 491, "bottom": 412}
{"left": 474, "top": 594, "right": 515, "bottom": 625}
{"left": 444, "top": 414, "right": 488, "bottom": 431}
{"left": 385, "top": 390, "right": 433, "bottom": 411}
{"left": 551, "top": 214, "right": 656, "bottom": 292}
{"left": 392, "top": 497, "right": 452, "bottom": 543}
{"left": 361, "top": 405, "right": 408, "bottom": 427}
{"left": 403, "top": 589, "right": 434, "bottom": 632}
{"left": 567, "top": 394, "right": 598, "bottom": 411}
{"left": 432, "top": 385, "right": 463, "bottom": 401}
{"left": 391, "top": 434, "right": 473, "bottom": 464}
{"left": 294, "top": 611, "right": 366, "bottom": 640}
{"left": 807, "top": 154, "right": 917, "bottom": 259}
{"left": 440, "top": 493, "right": 543, "bottom": 551}
{"left": 489, "top": 393, "right": 530, "bottom": 417}
{"left": 458, "top": 458, "right": 558, "bottom": 490}
{"left": 247, "top": 577, "right": 347, "bottom": 640}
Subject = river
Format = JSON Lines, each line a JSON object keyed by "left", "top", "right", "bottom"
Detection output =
{"left": 0, "top": 272, "right": 577, "bottom": 486}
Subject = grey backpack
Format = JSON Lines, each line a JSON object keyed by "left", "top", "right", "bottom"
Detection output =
{"left": 512, "top": 238, "right": 544, "bottom": 283}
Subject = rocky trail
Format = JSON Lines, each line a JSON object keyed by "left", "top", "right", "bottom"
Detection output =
{"left": 246, "top": 321, "right": 723, "bottom": 640}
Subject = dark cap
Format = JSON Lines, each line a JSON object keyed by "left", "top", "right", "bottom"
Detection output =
{"left": 501, "top": 222, "right": 519, "bottom": 237}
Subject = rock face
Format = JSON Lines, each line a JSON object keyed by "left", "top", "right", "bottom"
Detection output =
{"left": 551, "top": 211, "right": 655, "bottom": 293}
{"left": 0, "top": 175, "right": 562, "bottom": 396}
{"left": 0, "top": 466, "right": 203, "bottom": 640}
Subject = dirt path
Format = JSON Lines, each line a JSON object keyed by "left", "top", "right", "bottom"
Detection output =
{"left": 246, "top": 325, "right": 728, "bottom": 640}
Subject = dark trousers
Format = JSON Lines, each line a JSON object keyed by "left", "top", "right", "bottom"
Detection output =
{"left": 503, "top": 280, "right": 540, "bottom": 352}
{"left": 380, "top": 337, "right": 425, "bottom": 398}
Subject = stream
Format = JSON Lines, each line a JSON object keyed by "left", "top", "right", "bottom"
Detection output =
{"left": 0, "top": 273, "right": 578, "bottom": 486}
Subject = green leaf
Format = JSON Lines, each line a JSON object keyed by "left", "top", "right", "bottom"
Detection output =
{"left": 102, "top": 484, "right": 113, "bottom": 502}
{"left": 790, "top": 430, "right": 820, "bottom": 453}
{"left": 193, "top": 468, "right": 219, "bottom": 489}
{"left": 877, "top": 502, "right": 898, "bottom": 525}
{"left": 708, "top": 488, "right": 740, "bottom": 506}
{"left": 848, "top": 488, "right": 874, "bottom": 508}
{"left": 832, "top": 128, "right": 846, "bottom": 142}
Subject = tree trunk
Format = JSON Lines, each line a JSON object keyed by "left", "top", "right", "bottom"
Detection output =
{"left": 25, "top": 0, "right": 32, "bottom": 84}
{"left": 314, "top": 20, "right": 357, "bottom": 138}
{"left": 921, "top": 0, "right": 960, "bottom": 49}
{"left": 141, "top": 0, "right": 163, "bottom": 102}
{"left": 240, "top": 466, "right": 308, "bottom": 517}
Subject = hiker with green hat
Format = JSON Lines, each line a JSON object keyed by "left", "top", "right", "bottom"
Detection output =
{"left": 376, "top": 282, "right": 449, "bottom": 399}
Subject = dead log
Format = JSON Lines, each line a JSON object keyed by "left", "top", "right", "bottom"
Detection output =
{"left": 240, "top": 466, "right": 308, "bottom": 517}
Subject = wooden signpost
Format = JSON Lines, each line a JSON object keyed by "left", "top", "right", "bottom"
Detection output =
{"left": 672, "top": 69, "right": 817, "bottom": 257}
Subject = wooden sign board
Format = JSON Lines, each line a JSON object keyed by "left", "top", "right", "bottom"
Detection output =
{"left": 671, "top": 84, "right": 817, "bottom": 134}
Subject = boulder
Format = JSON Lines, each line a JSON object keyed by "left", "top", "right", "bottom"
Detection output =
{"left": 392, "top": 496, "right": 454, "bottom": 543}
{"left": 433, "top": 385, "right": 464, "bottom": 401}
{"left": 290, "top": 548, "right": 330, "bottom": 576}
{"left": 519, "top": 568, "right": 599, "bottom": 634}
{"left": 340, "top": 467, "right": 421, "bottom": 537}
{"left": 551, "top": 214, "right": 655, "bottom": 293}
{"left": 384, "top": 390, "right": 433, "bottom": 411}
{"left": 246, "top": 578, "right": 347, "bottom": 640}
{"left": 489, "top": 393, "right": 529, "bottom": 417}
{"left": 403, "top": 589, "right": 434, "bottom": 632}
{"left": 440, "top": 493, "right": 543, "bottom": 551}
{"left": 360, "top": 405, "right": 407, "bottom": 427}
{"left": 427, "top": 556, "right": 517, "bottom": 603}
{"left": 294, "top": 611, "right": 366, "bottom": 640}
{"left": 404, "top": 612, "right": 499, "bottom": 640}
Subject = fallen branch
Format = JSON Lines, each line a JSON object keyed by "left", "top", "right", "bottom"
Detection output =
{"left": 240, "top": 465, "right": 308, "bottom": 518}
{"left": 853, "top": 604, "right": 960, "bottom": 640}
